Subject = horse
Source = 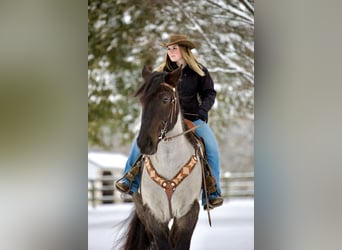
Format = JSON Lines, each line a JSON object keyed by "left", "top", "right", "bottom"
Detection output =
{"left": 120, "top": 66, "right": 203, "bottom": 250}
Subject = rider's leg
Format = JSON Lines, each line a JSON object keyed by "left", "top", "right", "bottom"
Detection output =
{"left": 193, "top": 119, "right": 222, "bottom": 207}
{"left": 116, "top": 138, "right": 141, "bottom": 193}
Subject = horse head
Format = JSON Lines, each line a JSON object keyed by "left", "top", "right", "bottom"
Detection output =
{"left": 135, "top": 65, "right": 182, "bottom": 155}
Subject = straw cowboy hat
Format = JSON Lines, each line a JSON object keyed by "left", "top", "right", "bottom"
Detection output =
{"left": 161, "top": 34, "right": 197, "bottom": 49}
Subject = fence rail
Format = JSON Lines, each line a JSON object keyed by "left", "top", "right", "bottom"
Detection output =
{"left": 88, "top": 172, "right": 254, "bottom": 208}
{"left": 220, "top": 172, "right": 254, "bottom": 198}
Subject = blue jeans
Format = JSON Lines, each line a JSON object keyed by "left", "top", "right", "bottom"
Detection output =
{"left": 122, "top": 119, "right": 221, "bottom": 205}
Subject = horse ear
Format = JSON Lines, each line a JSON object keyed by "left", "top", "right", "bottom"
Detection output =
{"left": 165, "top": 66, "right": 182, "bottom": 86}
{"left": 142, "top": 65, "right": 152, "bottom": 82}
{"left": 134, "top": 65, "right": 151, "bottom": 98}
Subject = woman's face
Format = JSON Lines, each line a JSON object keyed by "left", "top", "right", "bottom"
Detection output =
{"left": 167, "top": 44, "right": 183, "bottom": 63}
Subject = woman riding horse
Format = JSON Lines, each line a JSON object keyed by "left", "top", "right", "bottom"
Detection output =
{"left": 116, "top": 34, "right": 223, "bottom": 209}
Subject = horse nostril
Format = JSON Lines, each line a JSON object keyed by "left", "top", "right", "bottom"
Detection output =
{"left": 137, "top": 135, "right": 158, "bottom": 155}
{"left": 147, "top": 137, "right": 154, "bottom": 147}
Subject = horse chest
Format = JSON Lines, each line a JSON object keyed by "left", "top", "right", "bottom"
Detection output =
{"left": 141, "top": 155, "right": 201, "bottom": 221}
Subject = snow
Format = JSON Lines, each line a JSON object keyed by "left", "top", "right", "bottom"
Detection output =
{"left": 88, "top": 152, "right": 127, "bottom": 169}
{"left": 88, "top": 152, "right": 127, "bottom": 179}
{"left": 88, "top": 198, "right": 254, "bottom": 250}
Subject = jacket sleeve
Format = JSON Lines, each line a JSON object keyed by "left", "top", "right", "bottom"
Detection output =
{"left": 198, "top": 67, "right": 216, "bottom": 121}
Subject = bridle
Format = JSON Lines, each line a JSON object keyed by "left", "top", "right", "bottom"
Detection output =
{"left": 158, "top": 82, "right": 178, "bottom": 141}
{"left": 158, "top": 82, "right": 205, "bottom": 142}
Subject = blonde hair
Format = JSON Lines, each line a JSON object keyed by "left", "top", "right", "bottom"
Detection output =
{"left": 154, "top": 46, "right": 205, "bottom": 76}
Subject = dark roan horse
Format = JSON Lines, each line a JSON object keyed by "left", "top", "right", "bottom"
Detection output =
{"left": 118, "top": 66, "right": 204, "bottom": 250}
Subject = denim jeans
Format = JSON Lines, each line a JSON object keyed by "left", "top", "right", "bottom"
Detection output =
{"left": 122, "top": 119, "right": 221, "bottom": 205}
{"left": 122, "top": 138, "right": 141, "bottom": 193}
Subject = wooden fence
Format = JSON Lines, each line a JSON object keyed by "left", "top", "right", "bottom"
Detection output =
{"left": 220, "top": 172, "right": 254, "bottom": 198}
{"left": 88, "top": 172, "right": 254, "bottom": 208}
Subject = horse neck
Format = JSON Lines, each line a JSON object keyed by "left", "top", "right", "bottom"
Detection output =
{"left": 149, "top": 112, "right": 195, "bottom": 175}
{"left": 165, "top": 111, "right": 184, "bottom": 137}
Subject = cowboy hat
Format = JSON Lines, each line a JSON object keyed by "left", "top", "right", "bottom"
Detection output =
{"left": 161, "top": 34, "right": 196, "bottom": 49}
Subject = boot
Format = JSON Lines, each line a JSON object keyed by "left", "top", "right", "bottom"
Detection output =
{"left": 115, "top": 155, "right": 142, "bottom": 194}
{"left": 204, "top": 172, "right": 224, "bottom": 209}
{"left": 204, "top": 196, "right": 224, "bottom": 210}
{"left": 202, "top": 152, "right": 223, "bottom": 209}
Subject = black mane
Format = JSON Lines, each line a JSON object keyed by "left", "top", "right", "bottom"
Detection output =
{"left": 134, "top": 71, "right": 167, "bottom": 104}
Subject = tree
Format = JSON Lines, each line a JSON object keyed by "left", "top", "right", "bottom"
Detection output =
{"left": 88, "top": 0, "right": 254, "bottom": 155}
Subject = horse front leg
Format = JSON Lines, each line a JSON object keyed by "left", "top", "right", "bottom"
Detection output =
{"left": 144, "top": 210, "right": 172, "bottom": 250}
{"left": 170, "top": 200, "right": 200, "bottom": 250}
{"left": 133, "top": 193, "right": 172, "bottom": 249}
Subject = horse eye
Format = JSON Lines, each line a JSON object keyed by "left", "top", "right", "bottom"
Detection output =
{"left": 162, "top": 96, "right": 170, "bottom": 104}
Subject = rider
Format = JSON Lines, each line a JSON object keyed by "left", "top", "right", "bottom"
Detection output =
{"left": 115, "top": 34, "right": 223, "bottom": 209}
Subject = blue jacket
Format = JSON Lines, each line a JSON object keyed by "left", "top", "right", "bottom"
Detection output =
{"left": 166, "top": 63, "right": 216, "bottom": 122}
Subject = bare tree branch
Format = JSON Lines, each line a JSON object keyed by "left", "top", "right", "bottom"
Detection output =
{"left": 170, "top": 0, "right": 253, "bottom": 85}
{"left": 207, "top": 0, "right": 253, "bottom": 24}
{"left": 239, "top": 0, "right": 254, "bottom": 15}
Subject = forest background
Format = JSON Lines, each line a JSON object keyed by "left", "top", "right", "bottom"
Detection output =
{"left": 88, "top": 0, "right": 254, "bottom": 173}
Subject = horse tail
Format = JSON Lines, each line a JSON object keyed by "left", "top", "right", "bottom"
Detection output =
{"left": 113, "top": 208, "right": 151, "bottom": 250}
{"left": 124, "top": 209, "right": 151, "bottom": 250}
{"left": 114, "top": 193, "right": 152, "bottom": 250}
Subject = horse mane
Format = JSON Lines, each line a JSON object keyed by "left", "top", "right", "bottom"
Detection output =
{"left": 133, "top": 71, "right": 168, "bottom": 104}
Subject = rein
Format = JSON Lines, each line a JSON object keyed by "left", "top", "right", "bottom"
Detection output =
{"left": 163, "top": 122, "right": 205, "bottom": 142}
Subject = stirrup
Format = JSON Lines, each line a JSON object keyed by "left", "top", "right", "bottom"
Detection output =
{"left": 115, "top": 178, "right": 131, "bottom": 193}
{"left": 204, "top": 196, "right": 224, "bottom": 210}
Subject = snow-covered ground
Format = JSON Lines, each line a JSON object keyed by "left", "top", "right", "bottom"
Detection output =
{"left": 88, "top": 198, "right": 254, "bottom": 250}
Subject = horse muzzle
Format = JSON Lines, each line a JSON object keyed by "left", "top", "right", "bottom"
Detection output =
{"left": 137, "top": 135, "right": 158, "bottom": 155}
